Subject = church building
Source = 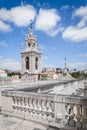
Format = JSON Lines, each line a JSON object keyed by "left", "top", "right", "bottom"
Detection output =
{"left": 21, "top": 22, "right": 41, "bottom": 81}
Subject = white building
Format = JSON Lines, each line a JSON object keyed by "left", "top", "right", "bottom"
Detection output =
{"left": 0, "top": 70, "right": 7, "bottom": 78}
{"left": 21, "top": 22, "right": 41, "bottom": 81}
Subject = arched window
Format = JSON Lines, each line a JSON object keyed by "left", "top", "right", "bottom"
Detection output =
{"left": 25, "top": 57, "right": 29, "bottom": 70}
{"left": 35, "top": 57, "right": 38, "bottom": 70}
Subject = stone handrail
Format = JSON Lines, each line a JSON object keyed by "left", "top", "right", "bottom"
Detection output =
{"left": 1, "top": 90, "right": 87, "bottom": 129}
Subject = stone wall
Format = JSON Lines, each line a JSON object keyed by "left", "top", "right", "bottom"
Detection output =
{"left": 0, "top": 77, "right": 12, "bottom": 85}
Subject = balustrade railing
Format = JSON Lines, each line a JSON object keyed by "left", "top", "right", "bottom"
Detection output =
{"left": 12, "top": 93, "right": 55, "bottom": 122}
{"left": 4, "top": 91, "right": 86, "bottom": 129}
{"left": 64, "top": 98, "right": 87, "bottom": 129}
{"left": 1, "top": 79, "right": 87, "bottom": 130}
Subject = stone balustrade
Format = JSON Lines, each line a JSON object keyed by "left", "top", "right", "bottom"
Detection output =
{"left": 63, "top": 97, "right": 87, "bottom": 129}
{"left": 1, "top": 89, "right": 87, "bottom": 130}
{"left": 1, "top": 79, "right": 87, "bottom": 130}
{"left": 12, "top": 93, "right": 55, "bottom": 122}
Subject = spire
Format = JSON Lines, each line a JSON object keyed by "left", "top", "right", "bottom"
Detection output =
{"left": 30, "top": 20, "right": 33, "bottom": 29}
{"left": 64, "top": 57, "right": 67, "bottom": 67}
{"left": 29, "top": 20, "right": 33, "bottom": 34}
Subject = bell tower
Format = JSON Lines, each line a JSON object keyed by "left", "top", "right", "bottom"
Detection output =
{"left": 21, "top": 22, "right": 41, "bottom": 81}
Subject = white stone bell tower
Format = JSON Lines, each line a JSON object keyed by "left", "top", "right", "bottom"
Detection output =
{"left": 21, "top": 22, "right": 41, "bottom": 81}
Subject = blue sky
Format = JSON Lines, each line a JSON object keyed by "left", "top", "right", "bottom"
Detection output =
{"left": 0, "top": 0, "right": 87, "bottom": 71}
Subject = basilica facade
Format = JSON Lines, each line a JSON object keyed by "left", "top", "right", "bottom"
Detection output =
{"left": 21, "top": 22, "right": 41, "bottom": 81}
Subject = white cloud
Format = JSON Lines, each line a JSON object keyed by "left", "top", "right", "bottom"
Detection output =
{"left": 0, "top": 58, "right": 21, "bottom": 71}
{"left": 0, "top": 20, "right": 11, "bottom": 32}
{"left": 73, "top": 6, "right": 87, "bottom": 27}
{"left": 0, "top": 5, "right": 36, "bottom": 27}
{"left": 0, "top": 40, "right": 7, "bottom": 46}
{"left": 79, "top": 53, "right": 87, "bottom": 58}
{"left": 62, "top": 26, "right": 87, "bottom": 42}
{"left": 68, "top": 62, "right": 87, "bottom": 70}
{"left": 61, "top": 5, "right": 69, "bottom": 10}
{"left": 62, "top": 6, "right": 87, "bottom": 42}
{"left": 35, "top": 8, "right": 62, "bottom": 36}
{"left": 42, "top": 56, "right": 48, "bottom": 60}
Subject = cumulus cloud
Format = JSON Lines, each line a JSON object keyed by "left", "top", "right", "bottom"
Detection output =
{"left": 35, "top": 8, "right": 62, "bottom": 36}
{"left": 0, "top": 5, "right": 36, "bottom": 27}
{"left": 62, "top": 6, "right": 87, "bottom": 42}
{"left": 73, "top": 6, "right": 87, "bottom": 27}
{"left": 62, "top": 26, "right": 87, "bottom": 42}
{"left": 0, "top": 20, "right": 11, "bottom": 32}
{"left": 0, "top": 57, "right": 21, "bottom": 71}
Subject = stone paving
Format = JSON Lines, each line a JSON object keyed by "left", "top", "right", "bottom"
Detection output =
{"left": 0, "top": 114, "right": 47, "bottom": 130}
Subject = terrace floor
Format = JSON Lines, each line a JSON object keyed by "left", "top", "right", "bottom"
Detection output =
{"left": 0, "top": 114, "right": 48, "bottom": 130}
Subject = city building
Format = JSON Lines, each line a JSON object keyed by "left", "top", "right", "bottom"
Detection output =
{"left": 0, "top": 70, "right": 7, "bottom": 78}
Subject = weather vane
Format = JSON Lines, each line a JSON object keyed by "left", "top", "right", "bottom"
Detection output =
{"left": 30, "top": 20, "right": 33, "bottom": 29}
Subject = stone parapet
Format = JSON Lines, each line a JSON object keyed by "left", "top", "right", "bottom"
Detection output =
{"left": 1, "top": 88, "right": 87, "bottom": 130}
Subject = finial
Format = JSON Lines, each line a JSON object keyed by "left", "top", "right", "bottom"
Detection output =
{"left": 64, "top": 57, "right": 67, "bottom": 66}
{"left": 30, "top": 20, "right": 33, "bottom": 29}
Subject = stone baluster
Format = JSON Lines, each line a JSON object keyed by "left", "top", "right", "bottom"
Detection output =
{"left": 76, "top": 104, "right": 82, "bottom": 128}
{"left": 48, "top": 101, "right": 52, "bottom": 112}
{"left": 41, "top": 100, "right": 47, "bottom": 120}
{"left": 12, "top": 97, "right": 16, "bottom": 110}
{"left": 37, "top": 99, "right": 42, "bottom": 118}
{"left": 17, "top": 97, "right": 21, "bottom": 110}
{"left": 38, "top": 99, "right": 42, "bottom": 111}
{"left": 46, "top": 101, "right": 50, "bottom": 111}
{"left": 33, "top": 99, "right": 38, "bottom": 116}
{"left": 82, "top": 106, "right": 87, "bottom": 129}
{"left": 65, "top": 104, "right": 75, "bottom": 126}
{"left": 21, "top": 97, "right": 25, "bottom": 111}
{"left": 33, "top": 99, "right": 37, "bottom": 110}
{"left": 24, "top": 98, "right": 29, "bottom": 111}
{"left": 29, "top": 98, "right": 33, "bottom": 109}
{"left": 47, "top": 101, "right": 53, "bottom": 121}
{"left": 12, "top": 97, "right": 15, "bottom": 106}
{"left": 27, "top": 98, "right": 30, "bottom": 108}
{"left": 32, "top": 99, "right": 36, "bottom": 109}
{"left": 41, "top": 100, "right": 45, "bottom": 111}
{"left": 19, "top": 97, "right": 22, "bottom": 108}
{"left": 51, "top": 101, "right": 55, "bottom": 120}
{"left": 51, "top": 101, "right": 54, "bottom": 112}
{"left": 68, "top": 104, "right": 75, "bottom": 127}
{"left": 32, "top": 99, "right": 35, "bottom": 115}
{"left": 46, "top": 101, "right": 50, "bottom": 120}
